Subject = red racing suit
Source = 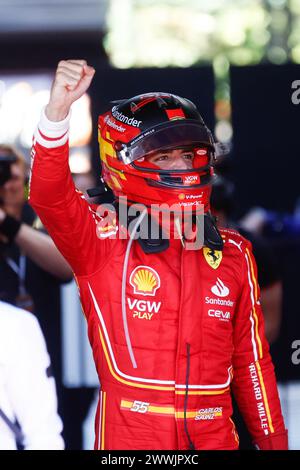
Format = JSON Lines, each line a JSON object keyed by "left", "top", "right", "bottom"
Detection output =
{"left": 29, "top": 110, "right": 288, "bottom": 450}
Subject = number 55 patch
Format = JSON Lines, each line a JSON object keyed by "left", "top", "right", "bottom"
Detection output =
{"left": 121, "top": 399, "right": 150, "bottom": 414}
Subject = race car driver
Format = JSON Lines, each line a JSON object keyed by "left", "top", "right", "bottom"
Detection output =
{"left": 29, "top": 60, "right": 288, "bottom": 450}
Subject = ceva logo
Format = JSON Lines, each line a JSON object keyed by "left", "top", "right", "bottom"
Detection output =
{"left": 211, "top": 278, "right": 230, "bottom": 298}
{"left": 208, "top": 309, "right": 231, "bottom": 321}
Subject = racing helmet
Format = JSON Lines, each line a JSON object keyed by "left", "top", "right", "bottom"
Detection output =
{"left": 98, "top": 92, "right": 221, "bottom": 212}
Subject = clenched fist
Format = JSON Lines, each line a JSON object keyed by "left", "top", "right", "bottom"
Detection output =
{"left": 45, "top": 59, "right": 95, "bottom": 122}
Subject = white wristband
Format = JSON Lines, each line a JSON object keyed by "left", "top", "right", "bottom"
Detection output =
{"left": 34, "top": 107, "right": 71, "bottom": 148}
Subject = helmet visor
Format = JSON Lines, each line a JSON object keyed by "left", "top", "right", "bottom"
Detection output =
{"left": 117, "top": 121, "right": 213, "bottom": 165}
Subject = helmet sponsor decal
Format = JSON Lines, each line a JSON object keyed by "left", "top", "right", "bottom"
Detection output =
{"left": 129, "top": 265, "right": 161, "bottom": 297}
{"left": 196, "top": 149, "right": 207, "bottom": 156}
{"left": 111, "top": 106, "right": 142, "bottom": 128}
{"left": 183, "top": 175, "right": 200, "bottom": 186}
{"left": 185, "top": 193, "right": 204, "bottom": 199}
{"left": 203, "top": 247, "right": 222, "bottom": 269}
{"left": 104, "top": 115, "right": 126, "bottom": 133}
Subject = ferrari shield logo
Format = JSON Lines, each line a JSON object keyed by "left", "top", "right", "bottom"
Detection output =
{"left": 203, "top": 247, "right": 222, "bottom": 269}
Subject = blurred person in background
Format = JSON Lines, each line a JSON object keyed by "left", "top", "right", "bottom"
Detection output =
{"left": 28, "top": 59, "right": 288, "bottom": 450}
{"left": 0, "top": 300, "right": 64, "bottom": 450}
{"left": 0, "top": 144, "right": 73, "bottom": 445}
{"left": 0, "top": 144, "right": 73, "bottom": 296}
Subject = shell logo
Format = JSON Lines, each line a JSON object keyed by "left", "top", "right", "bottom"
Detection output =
{"left": 129, "top": 265, "right": 161, "bottom": 297}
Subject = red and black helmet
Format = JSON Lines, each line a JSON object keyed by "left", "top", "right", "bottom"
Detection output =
{"left": 98, "top": 92, "right": 219, "bottom": 212}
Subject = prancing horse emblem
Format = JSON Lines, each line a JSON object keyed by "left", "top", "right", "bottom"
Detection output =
{"left": 203, "top": 247, "right": 223, "bottom": 269}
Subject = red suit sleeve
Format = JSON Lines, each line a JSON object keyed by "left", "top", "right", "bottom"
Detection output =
{"left": 29, "top": 111, "right": 108, "bottom": 276}
{"left": 231, "top": 240, "right": 288, "bottom": 450}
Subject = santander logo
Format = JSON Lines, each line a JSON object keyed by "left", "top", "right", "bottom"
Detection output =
{"left": 211, "top": 278, "right": 230, "bottom": 298}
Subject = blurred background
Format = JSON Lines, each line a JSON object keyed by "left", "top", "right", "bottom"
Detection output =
{"left": 0, "top": 0, "right": 299, "bottom": 450}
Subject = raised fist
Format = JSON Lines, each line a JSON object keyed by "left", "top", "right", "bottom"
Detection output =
{"left": 46, "top": 59, "right": 95, "bottom": 122}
